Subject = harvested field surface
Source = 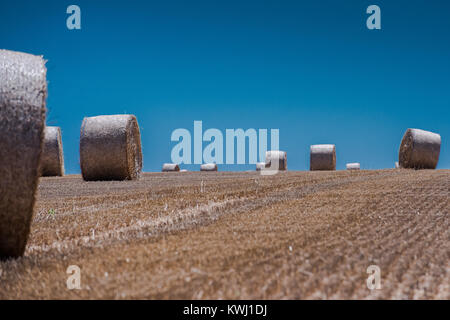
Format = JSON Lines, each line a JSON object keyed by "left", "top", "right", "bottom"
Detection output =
{"left": 0, "top": 170, "right": 449, "bottom": 299}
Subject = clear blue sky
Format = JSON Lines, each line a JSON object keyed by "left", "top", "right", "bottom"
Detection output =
{"left": 1, "top": 0, "right": 449, "bottom": 172}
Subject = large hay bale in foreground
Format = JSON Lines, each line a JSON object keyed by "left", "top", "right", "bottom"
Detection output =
{"left": 346, "top": 162, "right": 360, "bottom": 170}
{"left": 80, "top": 114, "right": 142, "bottom": 181}
{"left": 265, "top": 151, "right": 287, "bottom": 171}
{"left": 399, "top": 128, "right": 441, "bottom": 169}
{"left": 0, "top": 49, "right": 47, "bottom": 259}
{"left": 310, "top": 144, "right": 336, "bottom": 171}
{"left": 41, "top": 126, "right": 64, "bottom": 176}
{"left": 162, "top": 163, "right": 180, "bottom": 172}
{"left": 200, "top": 163, "right": 218, "bottom": 171}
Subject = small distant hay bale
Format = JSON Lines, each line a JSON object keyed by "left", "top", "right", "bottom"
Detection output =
{"left": 346, "top": 162, "right": 360, "bottom": 170}
{"left": 310, "top": 144, "right": 336, "bottom": 171}
{"left": 399, "top": 128, "right": 441, "bottom": 169}
{"left": 162, "top": 163, "right": 180, "bottom": 172}
{"left": 255, "top": 162, "right": 266, "bottom": 171}
{"left": 395, "top": 161, "right": 400, "bottom": 169}
{"left": 265, "top": 151, "right": 287, "bottom": 171}
{"left": 41, "top": 126, "right": 64, "bottom": 176}
{"left": 200, "top": 163, "right": 218, "bottom": 171}
{"left": 80, "top": 114, "right": 143, "bottom": 181}
{"left": 0, "top": 49, "right": 47, "bottom": 259}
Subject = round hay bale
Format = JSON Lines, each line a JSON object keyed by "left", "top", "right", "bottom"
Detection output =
{"left": 265, "top": 151, "right": 287, "bottom": 171}
{"left": 346, "top": 162, "right": 360, "bottom": 170}
{"left": 200, "top": 163, "right": 218, "bottom": 171}
{"left": 395, "top": 161, "right": 400, "bottom": 169}
{"left": 310, "top": 144, "right": 336, "bottom": 171}
{"left": 255, "top": 162, "right": 266, "bottom": 171}
{"left": 80, "top": 114, "right": 142, "bottom": 181}
{"left": 41, "top": 126, "right": 64, "bottom": 176}
{"left": 162, "top": 163, "right": 180, "bottom": 172}
{"left": 398, "top": 128, "right": 441, "bottom": 169}
{"left": 0, "top": 49, "right": 47, "bottom": 259}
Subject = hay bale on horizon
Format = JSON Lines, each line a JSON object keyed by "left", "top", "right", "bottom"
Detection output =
{"left": 162, "top": 163, "right": 180, "bottom": 172}
{"left": 310, "top": 144, "right": 336, "bottom": 171}
{"left": 41, "top": 126, "right": 64, "bottom": 176}
{"left": 265, "top": 151, "right": 287, "bottom": 171}
{"left": 0, "top": 49, "right": 47, "bottom": 259}
{"left": 200, "top": 163, "right": 218, "bottom": 171}
{"left": 346, "top": 162, "right": 360, "bottom": 170}
{"left": 80, "top": 114, "right": 142, "bottom": 181}
{"left": 399, "top": 128, "right": 441, "bottom": 169}
{"left": 395, "top": 161, "right": 400, "bottom": 169}
{"left": 255, "top": 162, "right": 266, "bottom": 171}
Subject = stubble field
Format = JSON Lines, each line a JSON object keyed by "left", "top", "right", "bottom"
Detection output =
{"left": 0, "top": 169, "right": 448, "bottom": 299}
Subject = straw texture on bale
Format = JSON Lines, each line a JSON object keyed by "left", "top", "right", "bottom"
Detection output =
{"left": 80, "top": 114, "right": 142, "bottom": 181}
{"left": 310, "top": 144, "right": 336, "bottom": 171}
{"left": 0, "top": 49, "right": 47, "bottom": 259}
{"left": 200, "top": 163, "right": 218, "bottom": 171}
{"left": 398, "top": 128, "right": 441, "bottom": 169}
{"left": 346, "top": 163, "right": 360, "bottom": 170}
{"left": 162, "top": 163, "right": 180, "bottom": 172}
{"left": 255, "top": 162, "right": 266, "bottom": 171}
{"left": 265, "top": 151, "right": 287, "bottom": 171}
{"left": 41, "top": 126, "right": 64, "bottom": 176}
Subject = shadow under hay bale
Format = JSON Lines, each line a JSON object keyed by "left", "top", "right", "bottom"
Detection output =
{"left": 399, "top": 128, "right": 441, "bottom": 169}
{"left": 310, "top": 144, "right": 336, "bottom": 171}
{"left": 0, "top": 49, "right": 47, "bottom": 259}
{"left": 346, "top": 162, "right": 360, "bottom": 170}
{"left": 41, "top": 126, "right": 64, "bottom": 176}
{"left": 265, "top": 151, "right": 287, "bottom": 171}
{"left": 200, "top": 163, "right": 218, "bottom": 171}
{"left": 162, "top": 163, "right": 180, "bottom": 172}
{"left": 80, "top": 114, "right": 143, "bottom": 181}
